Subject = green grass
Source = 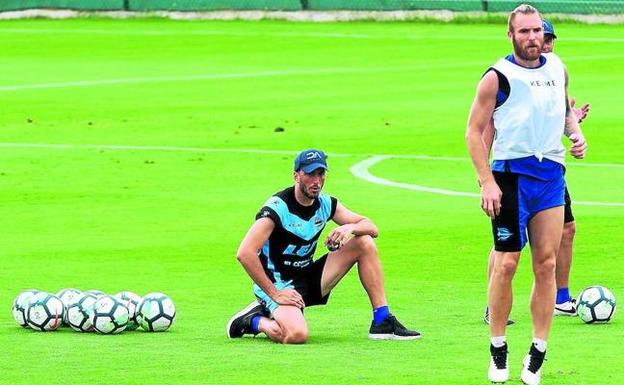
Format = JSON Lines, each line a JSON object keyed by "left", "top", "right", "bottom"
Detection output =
{"left": 0, "top": 18, "right": 623, "bottom": 385}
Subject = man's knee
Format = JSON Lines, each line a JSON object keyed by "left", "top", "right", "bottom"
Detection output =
{"left": 562, "top": 221, "right": 576, "bottom": 243}
{"left": 533, "top": 257, "right": 556, "bottom": 279}
{"left": 497, "top": 258, "right": 519, "bottom": 279}
{"left": 352, "top": 235, "right": 377, "bottom": 253}
{"left": 282, "top": 327, "right": 308, "bottom": 344}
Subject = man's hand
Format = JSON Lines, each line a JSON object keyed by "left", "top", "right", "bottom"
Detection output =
{"left": 569, "top": 133, "right": 588, "bottom": 159}
{"left": 324, "top": 224, "right": 355, "bottom": 251}
{"left": 481, "top": 179, "right": 502, "bottom": 218}
{"left": 273, "top": 288, "right": 305, "bottom": 308}
{"left": 570, "top": 97, "right": 590, "bottom": 123}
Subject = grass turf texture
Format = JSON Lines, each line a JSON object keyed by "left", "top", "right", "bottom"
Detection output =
{"left": 0, "top": 18, "right": 623, "bottom": 385}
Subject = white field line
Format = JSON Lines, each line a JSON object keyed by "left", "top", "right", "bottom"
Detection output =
{"left": 1, "top": 142, "right": 623, "bottom": 169}
{"left": 1, "top": 53, "right": 623, "bottom": 92}
{"left": 0, "top": 142, "right": 346, "bottom": 158}
{"left": 0, "top": 62, "right": 488, "bottom": 92}
{"left": 350, "top": 155, "right": 624, "bottom": 207}
{"left": 1, "top": 142, "right": 622, "bottom": 206}
{"left": 2, "top": 27, "right": 624, "bottom": 43}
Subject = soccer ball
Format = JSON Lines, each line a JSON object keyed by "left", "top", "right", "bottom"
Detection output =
{"left": 12, "top": 289, "right": 40, "bottom": 327}
{"left": 56, "top": 288, "right": 82, "bottom": 324}
{"left": 90, "top": 295, "right": 129, "bottom": 334}
{"left": 114, "top": 291, "right": 142, "bottom": 331}
{"left": 577, "top": 286, "right": 616, "bottom": 324}
{"left": 66, "top": 293, "right": 98, "bottom": 332}
{"left": 137, "top": 292, "right": 176, "bottom": 332}
{"left": 26, "top": 292, "right": 64, "bottom": 331}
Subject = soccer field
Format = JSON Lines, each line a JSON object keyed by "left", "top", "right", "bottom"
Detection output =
{"left": 0, "top": 17, "right": 623, "bottom": 385}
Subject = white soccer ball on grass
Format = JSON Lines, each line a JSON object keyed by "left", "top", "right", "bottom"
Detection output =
{"left": 137, "top": 292, "right": 176, "bottom": 332}
{"left": 577, "top": 286, "right": 616, "bottom": 324}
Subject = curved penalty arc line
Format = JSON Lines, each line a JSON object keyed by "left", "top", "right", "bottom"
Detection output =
{"left": 350, "top": 156, "right": 624, "bottom": 207}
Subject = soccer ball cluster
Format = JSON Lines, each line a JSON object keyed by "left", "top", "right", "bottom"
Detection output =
{"left": 12, "top": 288, "right": 176, "bottom": 334}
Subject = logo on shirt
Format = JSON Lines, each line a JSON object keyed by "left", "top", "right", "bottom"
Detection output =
{"left": 530, "top": 80, "right": 556, "bottom": 87}
{"left": 497, "top": 227, "right": 513, "bottom": 242}
{"left": 260, "top": 211, "right": 271, "bottom": 218}
{"left": 313, "top": 216, "right": 323, "bottom": 228}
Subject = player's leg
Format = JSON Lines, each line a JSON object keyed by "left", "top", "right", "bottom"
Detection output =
{"left": 485, "top": 246, "right": 495, "bottom": 323}
{"left": 270, "top": 305, "right": 308, "bottom": 344}
{"left": 488, "top": 250, "right": 519, "bottom": 383}
{"left": 528, "top": 206, "right": 562, "bottom": 337}
{"left": 487, "top": 171, "right": 524, "bottom": 383}
{"left": 522, "top": 205, "right": 564, "bottom": 385}
{"left": 556, "top": 221, "right": 575, "bottom": 291}
{"left": 489, "top": 251, "right": 520, "bottom": 336}
{"left": 320, "top": 235, "right": 420, "bottom": 340}
{"left": 485, "top": 246, "right": 515, "bottom": 326}
{"left": 226, "top": 297, "right": 308, "bottom": 344}
{"left": 320, "top": 235, "right": 385, "bottom": 307}
{"left": 555, "top": 188, "right": 577, "bottom": 315}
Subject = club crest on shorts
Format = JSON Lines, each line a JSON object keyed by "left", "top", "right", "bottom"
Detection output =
{"left": 496, "top": 227, "right": 513, "bottom": 241}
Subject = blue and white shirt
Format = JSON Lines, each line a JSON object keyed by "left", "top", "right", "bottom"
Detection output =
{"left": 255, "top": 187, "right": 337, "bottom": 283}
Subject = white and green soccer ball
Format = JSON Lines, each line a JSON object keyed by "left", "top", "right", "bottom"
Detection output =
{"left": 137, "top": 292, "right": 176, "bottom": 332}
{"left": 56, "top": 288, "right": 82, "bottom": 324}
{"left": 90, "top": 295, "right": 129, "bottom": 334}
{"left": 66, "top": 292, "right": 98, "bottom": 332}
{"left": 577, "top": 286, "right": 616, "bottom": 324}
{"left": 114, "top": 291, "right": 142, "bottom": 331}
{"left": 12, "top": 289, "right": 40, "bottom": 327}
{"left": 26, "top": 292, "right": 64, "bottom": 331}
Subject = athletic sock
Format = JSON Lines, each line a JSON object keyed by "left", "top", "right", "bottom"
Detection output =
{"left": 251, "top": 315, "right": 262, "bottom": 334}
{"left": 532, "top": 338, "right": 547, "bottom": 353}
{"left": 373, "top": 305, "right": 390, "bottom": 325}
{"left": 491, "top": 336, "right": 507, "bottom": 348}
{"left": 556, "top": 288, "right": 571, "bottom": 304}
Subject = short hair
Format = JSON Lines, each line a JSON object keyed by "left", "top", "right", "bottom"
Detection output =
{"left": 508, "top": 4, "right": 541, "bottom": 33}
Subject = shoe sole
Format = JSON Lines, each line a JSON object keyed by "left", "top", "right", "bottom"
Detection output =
{"left": 554, "top": 309, "right": 577, "bottom": 316}
{"left": 226, "top": 300, "right": 260, "bottom": 339}
{"left": 368, "top": 333, "right": 421, "bottom": 340}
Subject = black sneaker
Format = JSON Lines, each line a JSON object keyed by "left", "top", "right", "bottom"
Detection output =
{"left": 488, "top": 343, "right": 509, "bottom": 383}
{"left": 521, "top": 344, "right": 546, "bottom": 385}
{"left": 484, "top": 307, "right": 515, "bottom": 326}
{"left": 368, "top": 314, "right": 421, "bottom": 340}
{"left": 226, "top": 301, "right": 264, "bottom": 339}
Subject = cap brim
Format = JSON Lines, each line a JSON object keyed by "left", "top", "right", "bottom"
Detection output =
{"left": 301, "top": 163, "right": 327, "bottom": 174}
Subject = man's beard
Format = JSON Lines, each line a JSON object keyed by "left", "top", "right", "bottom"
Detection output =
{"left": 512, "top": 35, "right": 542, "bottom": 61}
{"left": 300, "top": 183, "right": 320, "bottom": 200}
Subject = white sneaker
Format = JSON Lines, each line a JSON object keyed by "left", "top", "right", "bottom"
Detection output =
{"left": 521, "top": 345, "right": 545, "bottom": 385}
{"left": 554, "top": 298, "right": 577, "bottom": 316}
{"left": 489, "top": 343, "right": 509, "bottom": 383}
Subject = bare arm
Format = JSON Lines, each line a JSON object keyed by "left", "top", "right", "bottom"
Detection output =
{"left": 236, "top": 217, "right": 305, "bottom": 308}
{"left": 466, "top": 70, "right": 502, "bottom": 218}
{"left": 325, "top": 202, "right": 378, "bottom": 249}
{"left": 482, "top": 118, "right": 496, "bottom": 159}
{"left": 564, "top": 70, "right": 588, "bottom": 159}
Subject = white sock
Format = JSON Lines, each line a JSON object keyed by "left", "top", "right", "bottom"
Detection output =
{"left": 532, "top": 337, "right": 547, "bottom": 352}
{"left": 491, "top": 336, "right": 506, "bottom": 348}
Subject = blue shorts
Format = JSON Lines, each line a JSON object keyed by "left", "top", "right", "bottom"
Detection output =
{"left": 492, "top": 171, "right": 565, "bottom": 252}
